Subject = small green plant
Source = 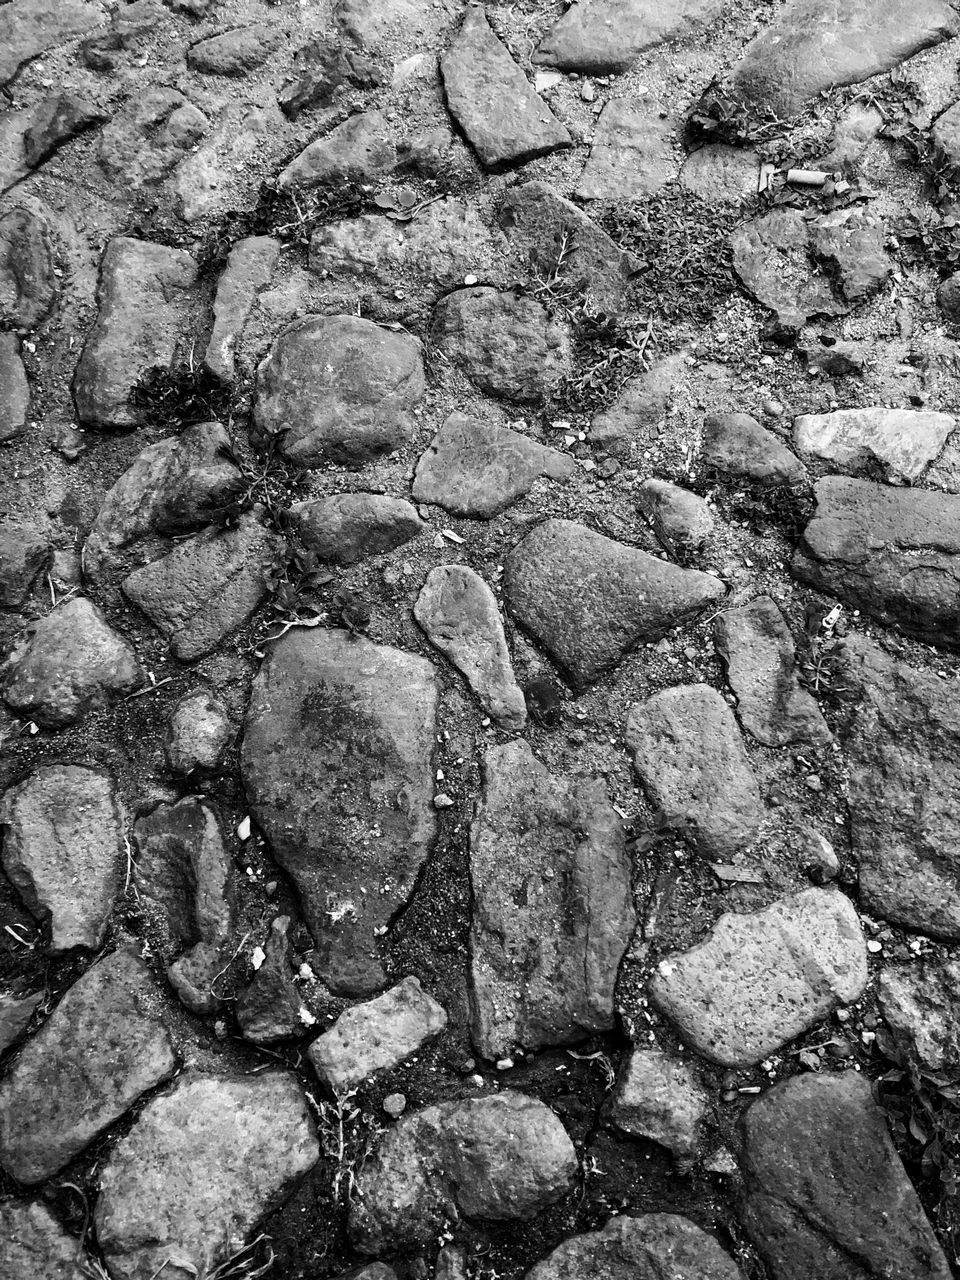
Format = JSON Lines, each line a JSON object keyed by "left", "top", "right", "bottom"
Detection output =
{"left": 129, "top": 364, "right": 238, "bottom": 430}
{"left": 214, "top": 432, "right": 309, "bottom": 533}
{"left": 314, "top": 1088, "right": 383, "bottom": 1206}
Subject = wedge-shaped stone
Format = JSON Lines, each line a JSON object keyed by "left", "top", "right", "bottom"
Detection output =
{"left": 526, "top": 1214, "right": 743, "bottom": 1280}
{"left": 278, "top": 110, "right": 396, "bottom": 190}
{"left": 879, "top": 958, "right": 960, "bottom": 1072}
{"left": 576, "top": 97, "right": 677, "bottom": 199}
{"left": 793, "top": 407, "right": 955, "bottom": 485}
{"left": 205, "top": 236, "right": 280, "bottom": 383}
{"left": 603, "top": 1050, "right": 709, "bottom": 1160}
{"left": 533, "top": 0, "right": 725, "bottom": 73}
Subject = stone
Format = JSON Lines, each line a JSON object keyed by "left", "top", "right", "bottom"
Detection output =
{"left": 0, "top": 989, "right": 42, "bottom": 1054}
{"left": 82, "top": 420, "right": 242, "bottom": 583}
{"left": 21, "top": 93, "right": 106, "bottom": 169}
{"left": 810, "top": 208, "right": 891, "bottom": 303}
{"left": 241, "top": 629, "right": 438, "bottom": 996}
{"left": 590, "top": 354, "right": 685, "bottom": 456}
{"left": 714, "top": 597, "right": 831, "bottom": 747}
{"left": 335, "top": 0, "right": 453, "bottom": 55}
{"left": 350, "top": 1092, "right": 577, "bottom": 1253}
{"left": 1, "top": 596, "right": 143, "bottom": 727}
{"left": 731, "top": 209, "right": 841, "bottom": 332}
{"left": 534, "top": 0, "right": 724, "bottom": 72}
{"left": 278, "top": 110, "right": 396, "bottom": 190}
{"left": 187, "top": 23, "right": 283, "bottom": 75}
{"left": 0, "top": 520, "right": 48, "bottom": 606}
{"left": 440, "top": 8, "right": 570, "bottom": 168}
{"left": 799, "top": 336, "right": 866, "bottom": 376}
{"left": 0, "top": 0, "right": 105, "bottom": 88}
{"left": 800, "top": 826, "right": 840, "bottom": 883}
{"left": 133, "top": 798, "right": 236, "bottom": 1014}
{"left": 95, "top": 1072, "right": 319, "bottom": 1280}
{"left": 0, "top": 206, "right": 58, "bottom": 330}
{"left": 879, "top": 959, "right": 960, "bottom": 1072}
{"left": 679, "top": 144, "right": 760, "bottom": 202}
{"left": 821, "top": 102, "right": 884, "bottom": 167}
{"left": 1, "top": 765, "right": 123, "bottom": 953}
{"left": 504, "top": 520, "right": 725, "bottom": 687}
{"left": 637, "top": 479, "right": 714, "bottom": 555}
{"left": 73, "top": 237, "right": 198, "bottom": 430}
{"left": 730, "top": 0, "right": 958, "bottom": 121}
{"left": 0, "top": 1200, "right": 88, "bottom": 1280}
{"left": 525, "top": 1214, "right": 743, "bottom": 1280}
{"left": 173, "top": 103, "right": 281, "bottom": 224}
{"left": 236, "top": 916, "right": 305, "bottom": 1043}
{"left": 603, "top": 1049, "right": 709, "bottom": 1159}
{"left": 0, "top": 333, "right": 29, "bottom": 440}
{"left": 294, "top": 494, "right": 424, "bottom": 566}
{"left": 500, "top": 180, "right": 635, "bottom": 314}
{"left": 0, "top": 949, "right": 176, "bottom": 1184}
{"left": 792, "top": 477, "right": 960, "bottom": 650}
{"left": 793, "top": 407, "right": 954, "bottom": 485}
{"left": 81, "top": 0, "right": 161, "bottom": 72}
{"left": 164, "top": 690, "right": 234, "bottom": 774}
{"left": 626, "top": 684, "right": 762, "bottom": 858}
{"left": 122, "top": 511, "right": 282, "bottom": 661}
{"left": 937, "top": 271, "right": 960, "bottom": 321}
{"left": 309, "top": 976, "right": 447, "bottom": 1091}
{"left": 413, "top": 413, "right": 574, "bottom": 519}
{"left": 431, "top": 288, "right": 571, "bottom": 404}
{"left": 649, "top": 888, "right": 867, "bottom": 1067}
{"left": 415, "top": 566, "right": 526, "bottom": 729}
{"left": 740, "top": 1072, "right": 950, "bottom": 1280}
{"left": 205, "top": 236, "right": 281, "bottom": 383}
{"left": 97, "top": 88, "right": 209, "bottom": 187}
{"left": 702, "top": 413, "right": 807, "bottom": 487}
{"left": 278, "top": 38, "right": 381, "bottom": 119}
{"left": 254, "top": 314, "right": 425, "bottom": 468}
{"left": 576, "top": 97, "right": 676, "bottom": 199}
{"left": 469, "top": 740, "right": 635, "bottom": 1059}
{"left": 838, "top": 634, "right": 960, "bottom": 939}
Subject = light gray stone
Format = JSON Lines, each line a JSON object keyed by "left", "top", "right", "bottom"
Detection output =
{"left": 680, "top": 144, "right": 760, "bottom": 202}
{"left": 278, "top": 111, "right": 396, "bottom": 190}
{"left": 0, "top": 0, "right": 105, "bottom": 88}
{"left": 0, "top": 989, "right": 42, "bottom": 1055}
{"left": 164, "top": 690, "right": 234, "bottom": 774}
{"left": 533, "top": 0, "right": 724, "bottom": 72}
{"left": 294, "top": 494, "right": 424, "bottom": 565}
{"left": 879, "top": 959, "right": 960, "bottom": 1072}
{"left": 525, "top": 1213, "right": 743, "bottom": 1280}
{"left": 96, "top": 88, "right": 208, "bottom": 188}
{"left": 576, "top": 97, "right": 677, "bottom": 199}
{"left": 638, "top": 479, "right": 714, "bottom": 555}
{"left": 703, "top": 412, "right": 806, "bottom": 487}
{"left": 0, "top": 1200, "right": 88, "bottom": 1280}
{"left": 603, "top": 1049, "right": 709, "bottom": 1159}
{"left": 793, "top": 407, "right": 955, "bottom": 485}
{"left": 236, "top": 916, "right": 305, "bottom": 1044}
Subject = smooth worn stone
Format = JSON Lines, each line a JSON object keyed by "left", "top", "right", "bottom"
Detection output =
{"left": 73, "top": 237, "right": 198, "bottom": 430}
{"left": 0, "top": 0, "right": 105, "bottom": 88}
{"left": 122, "top": 511, "right": 282, "bottom": 661}
{"left": 714, "top": 597, "right": 831, "bottom": 748}
{"left": 838, "top": 634, "right": 960, "bottom": 939}
{"left": 187, "top": 23, "right": 282, "bottom": 74}
{"left": 413, "top": 413, "right": 574, "bottom": 518}
{"left": 810, "top": 208, "right": 891, "bottom": 303}
{"left": 164, "top": 691, "right": 234, "bottom": 774}
{"left": 469, "top": 740, "right": 635, "bottom": 1059}
{"left": 1, "top": 1200, "right": 88, "bottom": 1280}
{"left": 626, "top": 684, "right": 762, "bottom": 858}
{"left": 0, "top": 206, "right": 58, "bottom": 330}
{"left": 278, "top": 110, "right": 396, "bottom": 190}
{"left": 0, "top": 949, "right": 176, "bottom": 1184}
{"left": 96, "top": 1072, "right": 319, "bottom": 1280}
{"left": 792, "top": 477, "right": 960, "bottom": 649}
{"left": 879, "top": 959, "right": 960, "bottom": 1072}
{"left": 278, "top": 37, "right": 381, "bottom": 119}
{"left": 534, "top": 0, "right": 723, "bottom": 72}
{"left": 254, "top": 313, "right": 424, "bottom": 468}
{"left": 97, "top": 88, "right": 208, "bottom": 187}
{"left": 793, "top": 407, "right": 955, "bottom": 485}
{"left": 431, "top": 288, "right": 570, "bottom": 404}
{"left": 679, "top": 144, "right": 760, "bottom": 203}
{"left": 309, "top": 976, "right": 447, "bottom": 1091}
{"left": 0, "top": 520, "right": 48, "bottom": 606}
{"left": 740, "top": 1072, "right": 950, "bottom": 1280}
{"left": 83, "top": 420, "right": 242, "bottom": 583}
{"left": 1, "top": 765, "right": 123, "bottom": 953}
{"left": 590, "top": 353, "right": 686, "bottom": 456}
{"left": 504, "top": 519, "right": 725, "bottom": 688}
{"left": 350, "top": 1092, "right": 577, "bottom": 1253}
{"left": 310, "top": 200, "right": 507, "bottom": 322}
{"left": 0, "top": 332, "right": 30, "bottom": 440}
{"left": 441, "top": 8, "right": 570, "bottom": 168}
{"left": 0, "top": 989, "right": 42, "bottom": 1055}
{"left": 242, "top": 629, "right": 438, "bottom": 997}
{"left": 730, "top": 0, "right": 958, "bottom": 121}
{"left": 1, "top": 596, "right": 143, "bottom": 727}
{"left": 236, "top": 916, "right": 305, "bottom": 1044}
{"left": 415, "top": 566, "right": 526, "bottom": 729}
{"left": 205, "top": 236, "right": 281, "bottom": 383}
{"left": 576, "top": 97, "right": 676, "bottom": 199}
{"left": 21, "top": 93, "right": 106, "bottom": 169}
{"left": 500, "top": 180, "right": 635, "bottom": 314}
{"left": 294, "top": 494, "right": 424, "bottom": 566}
{"left": 638, "top": 478, "right": 714, "bottom": 556}
{"left": 702, "top": 412, "right": 807, "bottom": 487}
{"left": 603, "top": 1049, "right": 709, "bottom": 1159}
{"left": 649, "top": 887, "right": 867, "bottom": 1067}
{"left": 525, "top": 1214, "right": 743, "bottom": 1280}
{"left": 134, "top": 798, "right": 236, "bottom": 1014}
{"left": 731, "top": 209, "right": 841, "bottom": 332}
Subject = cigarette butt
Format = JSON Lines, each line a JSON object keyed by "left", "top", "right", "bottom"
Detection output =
{"left": 786, "top": 168, "right": 828, "bottom": 186}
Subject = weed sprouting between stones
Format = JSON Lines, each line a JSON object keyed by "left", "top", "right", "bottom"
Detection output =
{"left": 129, "top": 364, "right": 240, "bottom": 431}
{"left": 312, "top": 1088, "right": 384, "bottom": 1208}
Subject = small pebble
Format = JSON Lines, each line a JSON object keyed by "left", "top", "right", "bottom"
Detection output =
{"left": 383, "top": 1092, "right": 407, "bottom": 1118}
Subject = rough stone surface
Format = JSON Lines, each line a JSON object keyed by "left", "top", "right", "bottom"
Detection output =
{"left": 187, "top": 23, "right": 282, "bottom": 75}
{"left": 95, "top": 1071, "right": 319, "bottom": 1280}
{"left": 294, "top": 494, "right": 425, "bottom": 565}
{"left": 469, "top": 740, "right": 635, "bottom": 1058}
{"left": 164, "top": 691, "right": 234, "bottom": 774}
{"left": 0, "top": 765, "right": 123, "bottom": 952}
{"left": 73, "top": 237, "right": 198, "bottom": 430}
{"left": 793, "top": 407, "right": 955, "bottom": 484}
{"left": 534, "top": 0, "right": 724, "bottom": 73}
{"left": 637, "top": 479, "right": 714, "bottom": 555}
{"left": 0, "top": 332, "right": 30, "bottom": 440}
{"left": 740, "top": 1072, "right": 951, "bottom": 1280}
{"left": 1, "top": 596, "right": 143, "bottom": 727}
{"left": 648, "top": 888, "right": 868, "bottom": 1066}
{"left": 97, "top": 88, "right": 208, "bottom": 188}
{"left": 576, "top": 97, "right": 676, "bottom": 199}
{"left": 0, "top": 989, "right": 42, "bottom": 1055}
{"left": 703, "top": 413, "right": 807, "bottom": 487}
{"left": 413, "top": 413, "right": 574, "bottom": 518}
{"left": 278, "top": 110, "right": 396, "bottom": 190}
{"left": 350, "top": 1092, "right": 577, "bottom": 1253}
{"left": 626, "top": 684, "right": 763, "bottom": 857}
{"left": 879, "top": 959, "right": 960, "bottom": 1072}
{"left": 254, "top": 314, "right": 425, "bottom": 467}
{"left": 0, "top": 0, "right": 105, "bottom": 88}
{"left": 440, "top": 9, "right": 570, "bottom": 168}
{"left": 204, "top": 236, "right": 281, "bottom": 382}
{"left": 525, "top": 1214, "right": 743, "bottom": 1280}
{"left": 603, "top": 1049, "right": 709, "bottom": 1159}
{"left": 591, "top": 354, "right": 686, "bottom": 457}
{"left": 0, "top": 1200, "right": 88, "bottom": 1280}
{"left": 20, "top": 93, "right": 105, "bottom": 170}
{"left": 714, "top": 597, "right": 831, "bottom": 747}
{"left": 0, "top": 948, "right": 176, "bottom": 1183}
{"left": 0, "top": 520, "right": 48, "bottom": 606}
{"left": 241, "top": 629, "right": 438, "bottom": 996}
{"left": 309, "top": 976, "right": 447, "bottom": 1090}
{"left": 680, "top": 144, "right": 760, "bottom": 202}
{"left": 810, "top": 208, "right": 891, "bottom": 303}
{"left": 731, "top": 209, "right": 841, "bottom": 332}
{"left": 0, "top": 207, "right": 58, "bottom": 329}
{"left": 236, "top": 916, "right": 305, "bottom": 1044}
{"left": 504, "top": 519, "right": 726, "bottom": 687}
{"left": 934, "top": 100, "right": 960, "bottom": 170}
{"left": 415, "top": 565, "right": 526, "bottom": 729}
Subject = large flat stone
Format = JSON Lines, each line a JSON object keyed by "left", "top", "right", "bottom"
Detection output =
{"left": 525, "top": 1214, "right": 743, "bottom": 1280}
{"left": 703, "top": 412, "right": 807, "bottom": 487}
{"left": 187, "top": 23, "right": 282, "bottom": 75}
{"left": 576, "top": 97, "right": 677, "bottom": 199}
{"left": 294, "top": 494, "right": 425, "bottom": 566}
{"left": 96, "top": 88, "right": 208, "bottom": 189}
{"left": 278, "top": 110, "right": 397, "bottom": 190}
{"left": 0, "top": 332, "right": 30, "bottom": 441}
{"left": 1, "top": 1200, "right": 88, "bottom": 1280}
{"left": 793, "top": 407, "right": 955, "bottom": 485}
{"left": 731, "top": 209, "right": 841, "bottom": 332}
{"left": 0, "top": 0, "right": 104, "bottom": 88}
{"left": 504, "top": 519, "right": 725, "bottom": 688}
{"left": 0, "top": 206, "right": 58, "bottom": 330}
{"left": 241, "top": 629, "right": 438, "bottom": 996}
{"left": 533, "top": 0, "right": 724, "bottom": 73}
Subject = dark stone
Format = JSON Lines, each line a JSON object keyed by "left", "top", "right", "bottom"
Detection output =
{"left": 294, "top": 494, "right": 424, "bottom": 566}
{"left": 0, "top": 521, "right": 48, "bottom": 606}
{"left": 278, "top": 111, "right": 397, "bottom": 190}
{"left": 936, "top": 271, "right": 960, "bottom": 321}
{"left": 0, "top": 207, "right": 58, "bottom": 331}
{"left": 0, "top": 333, "right": 30, "bottom": 439}
{"left": 278, "top": 39, "right": 382, "bottom": 120}
{"left": 1, "top": 1200, "right": 89, "bottom": 1280}
{"left": 637, "top": 479, "right": 714, "bottom": 555}
{"left": 0, "top": 989, "right": 42, "bottom": 1056}
{"left": 236, "top": 916, "right": 305, "bottom": 1043}
{"left": 21, "top": 94, "right": 106, "bottom": 169}
{"left": 879, "top": 959, "right": 960, "bottom": 1072}
{"left": 702, "top": 413, "right": 807, "bottom": 487}
{"left": 205, "top": 236, "right": 280, "bottom": 383}
{"left": 590, "top": 354, "right": 685, "bottom": 457}
{"left": 603, "top": 1051, "right": 709, "bottom": 1159}
{"left": 187, "top": 23, "right": 283, "bottom": 75}
{"left": 731, "top": 209, "right": 842, "bottom": 332}
{"left": 810, "top": 208, "right": 891, "bottom": 303}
